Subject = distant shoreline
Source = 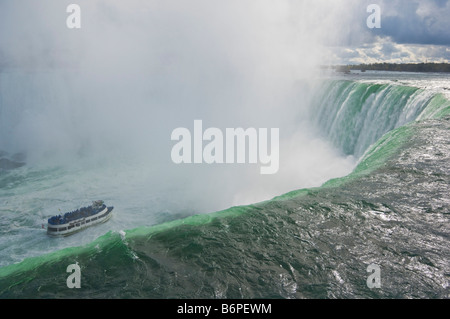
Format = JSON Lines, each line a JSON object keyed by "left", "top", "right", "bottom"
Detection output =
{"left": 327, "top": 63, "right": 450, "bottom": 73}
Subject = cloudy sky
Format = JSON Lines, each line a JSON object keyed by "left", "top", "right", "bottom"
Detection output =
{"left": 1, "top": 0, "right": 449, "bottom": 68}
{"left": 328, "top": 0, "right": 450, "bottom": 64}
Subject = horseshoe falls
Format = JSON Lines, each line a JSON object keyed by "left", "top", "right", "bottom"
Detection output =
{"left": 311, "top": 79, "right": 446, "bottom": 158}
{"left": 1, "top": 71, "right": 449, "bottom": 299}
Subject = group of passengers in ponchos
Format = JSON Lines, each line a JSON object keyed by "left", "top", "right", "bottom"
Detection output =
{"left": 48, "top": 206, "right": 98, "bottom": 225}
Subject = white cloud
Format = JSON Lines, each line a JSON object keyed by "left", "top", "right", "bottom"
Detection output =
{"left": 331, "top": 38, "right": 450, "bottom": 64}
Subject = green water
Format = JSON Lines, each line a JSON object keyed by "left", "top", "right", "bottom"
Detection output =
{"left": 1, "top": 79, "right": 449, "bottom": 299}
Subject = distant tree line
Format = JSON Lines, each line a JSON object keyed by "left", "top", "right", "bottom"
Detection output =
{"left": 333, "top": 63, "right": 450, "bottom": 73}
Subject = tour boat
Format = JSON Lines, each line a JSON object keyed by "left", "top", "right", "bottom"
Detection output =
{"left": 47, "top": 200, "right": 113, "bottom": 237}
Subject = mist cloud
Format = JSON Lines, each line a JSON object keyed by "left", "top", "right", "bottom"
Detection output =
{"left": 0, "top": 1, "right": 357, "bottom": 210}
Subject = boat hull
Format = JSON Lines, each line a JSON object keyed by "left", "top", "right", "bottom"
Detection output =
{"left": 47, "top": 206, "right": 114, "bottom": 237}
